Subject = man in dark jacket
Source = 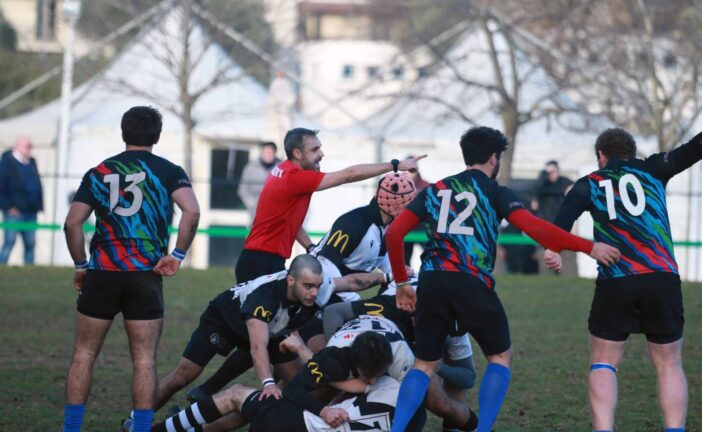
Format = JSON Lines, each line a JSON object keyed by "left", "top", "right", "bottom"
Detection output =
{"left": 0, "top": 137, "right": 43, "bottom": 264}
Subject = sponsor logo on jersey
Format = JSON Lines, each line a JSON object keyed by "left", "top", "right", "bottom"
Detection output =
{"left": 307, "top": 361, "right": 324, "bottom": 383}
{"left": 364, "top": 302, "right": 385, "bottom": 316}
{"left": 253, "top": 306, "right": 273, "bottom": 320}
{"left": 271, "top": 166, "right": 284, "bottom": 178}
{"left": 209, "top": 333, "right": 220, "bottom": 345}
{"left": 327, "top": 230, "right": 350, "bottom": 253}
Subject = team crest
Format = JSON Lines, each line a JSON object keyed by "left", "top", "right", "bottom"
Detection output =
{"left": 209, "top": 333, "right": 220, "bottom": 345}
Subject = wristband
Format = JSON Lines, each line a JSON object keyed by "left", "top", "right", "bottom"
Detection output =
{"left": 306, "top": 243, "right": 317, "bottom": 253}
{"left": 262, "top": 378, "right": 276, "bottom": 387}
{"left": 171, "top": 248, "right": 186, "bottom": 261}
{"left": 384, "top": 273, "right": 393, "bottom": 285}
{"left": 396, "top": 280, "right": 411, "bottom": 287}
{"left": 74, "top": 259, "right": 89, "bottom": 271}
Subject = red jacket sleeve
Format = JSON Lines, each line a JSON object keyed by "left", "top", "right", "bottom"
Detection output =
{"left": 385, "top": 209, "right": 421, "bottom": 283}
{"left": 507, "top": 209, "right": 593, "bottom": 254}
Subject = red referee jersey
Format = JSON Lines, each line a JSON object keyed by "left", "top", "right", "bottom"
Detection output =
{"left": 244, "top": 159, "right": 325, "bottom": 258}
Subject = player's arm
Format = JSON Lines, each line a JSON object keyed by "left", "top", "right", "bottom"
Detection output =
{"left": 246, "top": 318, "right": 280, "bottom": 400}
{"left": 322, "top": 301, "right": 356, "bottom": 341}
{"left": 333, "top": 272, "right": 387, "bottom": 293}
{"left": 64, "top": 201, "right": 93, "bottom": 290}
{"left": 154, "top": 180, "right": 200, "bottom": 276}
{"left": 648, "top": 130, "right": 702, "bottom": 180}
{"left": 296, "top": 226, "right": 315, "bottom": 252}
{"left": 385, "top": 208, "right": 423, "bottom": 312}
{"left": 279, "top": 332, "right": 314, "bottom": 363}
{"left": 545, "top": 179, "right": 593, "bottom": 272}
{"left": 316, "top": 155, "right": 426, "bottom": 191}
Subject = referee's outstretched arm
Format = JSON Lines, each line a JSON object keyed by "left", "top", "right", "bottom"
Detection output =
{"left": 316, "top": 155, "right": 426, "bottom": 191}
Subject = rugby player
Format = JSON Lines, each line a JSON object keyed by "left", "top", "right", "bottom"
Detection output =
{"left": 62, "top": 106, "right": 200, "bottom": 432}
{"left": 192, "top": 171, "right": 418, "bottom": 398}
{"left": 149, "top": 331, "right": 423, "bottom": 432}
{"left": 546, "top": 128, "right": 702, "bottom": 432}
{"left": 385, "top": 126, "right": 621, "bottom": 432}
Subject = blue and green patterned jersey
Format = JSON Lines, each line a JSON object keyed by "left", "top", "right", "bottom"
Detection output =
{"left": 73, "top": 150, "right": 191, "bottom": 271}
{"left": 555, "top": 133, "right": 702, "bottom": 279}
{"left": 406, "top": 169, "right": 524, "bottom": 288}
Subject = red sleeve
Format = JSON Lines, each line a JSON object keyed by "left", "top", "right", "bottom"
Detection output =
{"left": 507, "top": 209, "right": 593, "bottom": 254}
{"left": 287, "top": 169, "right": 326, "bottom": 195}
{"left": 386, "top": 209, "right": 421, "bottom": 283}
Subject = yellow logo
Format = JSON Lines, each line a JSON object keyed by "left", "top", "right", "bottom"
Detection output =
{"left": 253, "top": 306, "right": 272, "bottom": 320}
{"left": 308, "top": 361, "right": 324, "bottom": 384}
{"left": 327, "top": 230, "right": 350, "bottom": 253}
{"left": 364, "top": 302, "right": 385, "bottom": 316}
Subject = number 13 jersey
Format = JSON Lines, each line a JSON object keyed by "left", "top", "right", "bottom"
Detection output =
{"left": 406, "top": 169, "right": 524, "bottom": 288}
{"left": 73, "top": 150, "right": 191, "bottom": 271}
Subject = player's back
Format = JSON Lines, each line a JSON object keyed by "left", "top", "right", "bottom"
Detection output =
{"left": 408, "top": 169, "right": 524, "bottom": 288}
{"left": 74, "top": 150, "right": 190, "bottom": 271}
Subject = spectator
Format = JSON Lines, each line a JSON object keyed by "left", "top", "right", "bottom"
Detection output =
{"left": 238, "top": 141, "right": 281, "bottom": 226}
{"left": 404, "top": 159, "right": 430, "bottom": 265}
{"left": 0, "top": 136, "right": 43, "bottom": 265}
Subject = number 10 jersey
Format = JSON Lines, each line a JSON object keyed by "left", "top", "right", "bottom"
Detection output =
{"left": 73, "top": 150, "right": 191, "bottom": 271}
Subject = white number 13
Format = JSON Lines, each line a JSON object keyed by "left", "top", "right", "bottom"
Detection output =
{"left": 103, "top": 172, "right": 146, "bottom": 216}
{"left": 437, "top": 189, "right": 477, "bottom": 235}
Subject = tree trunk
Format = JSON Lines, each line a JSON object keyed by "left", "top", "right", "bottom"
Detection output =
{"left": 497, "top": 106, "right": 519, "bottom": 186}
{"left": 180, "top": 0, "right": 193, "bottom": 176}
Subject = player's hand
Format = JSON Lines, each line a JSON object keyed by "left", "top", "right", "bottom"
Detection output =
{"left": 589, "top": 242, "right": 621, "bottom": 267}
{"left": 73, "top": 271, "right": 87, "bottom": 291}
{"left": 279, "top": 333, "right": 305, "bottom": 354}
{"left": 153, "top": 255, "right": 181, "bottom": 276}
{"left": 320, "top": 407, "right": 349, "bottom": 428}
{"left": 544, "top": 249, "right": 562, "bottom": 272}
{"left": 396, "top": 282, "right": 417, "bottom": 313}
{"left": 259, "top": 383, "right": 282, "bottom": 400}
{"left": 398, "top": 154, "right": 427, "bottom": 172}
{"left": 405, "top": 266, "right": 415, "bottom": 277}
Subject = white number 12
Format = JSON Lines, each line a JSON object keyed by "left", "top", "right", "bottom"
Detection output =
{"left": 437, "top": 189, "right": 477, "bottom": 235}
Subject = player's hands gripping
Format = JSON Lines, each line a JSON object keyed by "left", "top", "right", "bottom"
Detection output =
{"left": 589, "top": 242, "right": 621, "bottom": 267}
{"left": 259, "top": 382, "right": 283, "bottom": 401}
{"left": 398, "top": 155, "right": 428, "bottom": 172}
{"left": 544, "top": 249, "right": 562, "bottom": 272}
{"left": 279, "top": 332, "right": 305, "bottom": 354}
{"left": 73, "top": 270, "right": 87, "bottom": 291}
{"left": 320, "top": 406, "right": 350, "bottom": 428}
{"left": 153, "top": 255, "right": 182, "bottom": 276}
{"left": 396, "top": 282, "right": 417, "bottom": 313}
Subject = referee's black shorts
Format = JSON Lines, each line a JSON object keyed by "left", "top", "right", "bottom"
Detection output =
{"left": 235, "top": 249, "right": 286, "bottom": 284}
{"left": 414, "top": 271, "right": 510, "bottom": 361}
{"left": 77, "top": 270, "right": 163, "bottom": 320}
{"left": 589, "top": 272, "right": 683, "bottom": 344}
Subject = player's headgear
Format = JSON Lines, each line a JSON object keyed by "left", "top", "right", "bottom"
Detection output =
{"left": 377, "top": 172, "right": 417, "bottom": 217}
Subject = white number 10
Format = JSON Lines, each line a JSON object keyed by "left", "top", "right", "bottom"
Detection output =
{"left": 598, "top": 173, "right": 646, "bottom": 220}
{"left": 437, "top": 189, "right": 477, "bottom": 235}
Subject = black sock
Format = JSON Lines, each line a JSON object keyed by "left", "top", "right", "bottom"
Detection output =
{"left": 152, "top": 397, "right": 222, "bottom": 432}
{"left": 199, "top": 349, "right": 253, "bottom": 395}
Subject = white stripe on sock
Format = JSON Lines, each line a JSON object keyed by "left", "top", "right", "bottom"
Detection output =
{"left": 191, "top": 403, "right": 206, "bottom": 425}
{"left": 165, "top": 417, "right": 177, "bottom": 432}
{"left": 178, "top": 411, "right": 193, "bottom": 430}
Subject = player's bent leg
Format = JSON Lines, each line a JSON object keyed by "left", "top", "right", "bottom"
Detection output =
{"left": 588, "top": 334, "right": 626, "bottom": 432}
{"left": 647, "top": 337, "right": 687, "bottom": 430}
{"left": 156, "top": 357, "right": 205, "bottom": 410}
{"left": 64, "top": 312, "right": 112, "bottom": 432}
{"left": 426, "top": 376, "right": 477, "bottom": 431}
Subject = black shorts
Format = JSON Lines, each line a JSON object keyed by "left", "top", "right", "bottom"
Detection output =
{"left": 182, "top": 306, "right": 298, "bottom": 367}
{"left": 241, "top": 391, "right": 307, "bottom": 432}
{"left": 235, "top": 249, "right": 286, "bottom": 283}
{"left": 77, "top": 270, "right": 163, "bottom": 320}
{"left": 415, "top": 271, "right": 510, "bottom": 361}
{"left": 589, "top": 272, "right": 684, "bottom": 344}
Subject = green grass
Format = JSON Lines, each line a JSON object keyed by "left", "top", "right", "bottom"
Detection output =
{"left": 1, "top": 266, "right": 700, "bottom": 431}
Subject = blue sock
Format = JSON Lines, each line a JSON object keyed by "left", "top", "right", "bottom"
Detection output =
{"left": 390, "top": 369, "right": 430, "bottom": 432}
{"left": 63, "top": 404, "right": 85, "bottom": 432}
{"left": 132, "top": 409, "right": 154, "bottom": 432}
{"left": 665, "top": 428, "right": 685, "bottom": 432}
{"left": 477, "top": 363, "right": 511, "bottom": 432}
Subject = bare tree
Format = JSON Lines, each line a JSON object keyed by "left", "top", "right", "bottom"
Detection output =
{"left": 536, "top": 0, "right": 702, "bottom": 151}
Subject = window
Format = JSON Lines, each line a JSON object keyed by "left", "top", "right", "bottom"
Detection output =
{"left": 663, "top": 52, "right": 677, "bottom": 69}
{"left": 392, "top": 66, "right": 404, "bottom": 80}
{"left": 208, "top": 225, "right": 246, "bottom": 267}
{"left": 36, "top": 0, "right": 57, "bottom": 40}
{"left": 210, "top": 148, "right": 249, "bottom": 210}
{"left": 342, "top": 64, "right": 355, "bottom": 79}
{"left": 367, "top": 66, "right": 380, "bottom": 79}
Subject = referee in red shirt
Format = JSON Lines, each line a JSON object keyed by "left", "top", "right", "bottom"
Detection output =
{"left": 236, "top": 127, "right": 425, "bottom": 283}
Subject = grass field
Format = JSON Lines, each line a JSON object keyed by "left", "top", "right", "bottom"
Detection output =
{"left": 1, "top": 266, "right": 700, "bottom": 431}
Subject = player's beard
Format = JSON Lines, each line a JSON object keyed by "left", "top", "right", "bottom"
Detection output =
{"left": 491, "top": 158, "right": 501, "bottom": 180}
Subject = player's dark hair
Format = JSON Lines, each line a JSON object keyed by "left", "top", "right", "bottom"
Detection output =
{"left": 546, "top": 160, "right": 559, "bottom": 168}
{"left": 260, "top": 141, "right": 277, "bottom": 151}
{"left": 351, "top": 332, "right": 393, "bottom": 378}
{"left": 595, "top": 128, "right": 637, "bottom": 160}
{"left": 284, "top": 128, "right": 318, "bottom": 159}
{"left": 121, "top": 106, "right": 162, "bottom": 147}
{"left": 288, "top": 254, "right": 323, "bottom": 278}
{"left": 459, "top": 126, "right": 509, "bottom": 165}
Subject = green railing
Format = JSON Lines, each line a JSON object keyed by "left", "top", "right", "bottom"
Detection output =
{"left": 3, "top": 221, "right": 702, "bottom": 247}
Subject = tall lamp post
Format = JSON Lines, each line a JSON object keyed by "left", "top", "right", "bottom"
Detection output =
{"left": 51, "top": 0, "right": 81, "bottom": 264}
